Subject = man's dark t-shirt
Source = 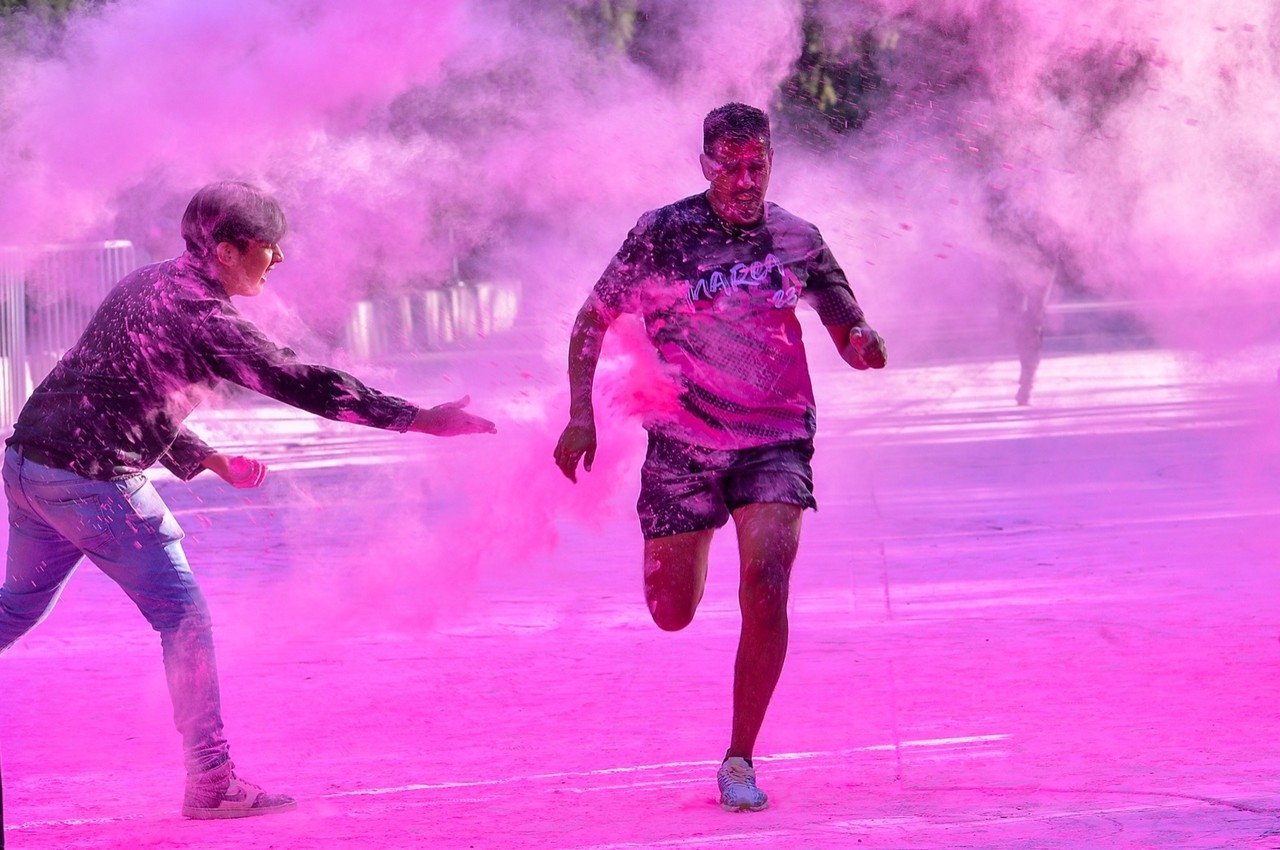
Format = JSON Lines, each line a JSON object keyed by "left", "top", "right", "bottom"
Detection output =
{"left": 591, "top": 193, "right": 864, "bottom": 450}
{"left": 8, "top": 255, "right": 417, "bottom": 481}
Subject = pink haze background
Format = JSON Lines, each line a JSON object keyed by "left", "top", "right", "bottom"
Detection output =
{"left": 0, "top": 2, "right": 1277, "bottom": 845}
{"left": 0, "top": 0, "right": 1274, "bottom": 651}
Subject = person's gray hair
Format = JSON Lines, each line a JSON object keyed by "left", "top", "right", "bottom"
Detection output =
{"left": 181, "top": 181, "right": 287, "bottom": 260}
{"left": 703, "top": 103, "right": 771, "bottom": 154}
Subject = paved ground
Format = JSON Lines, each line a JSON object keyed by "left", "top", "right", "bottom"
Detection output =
{"left": 2, "top": 338, "right": 1280, "bottom": 849}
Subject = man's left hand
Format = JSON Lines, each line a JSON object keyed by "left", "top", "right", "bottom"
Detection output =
{"left": 844, "top": 325, "right": 887, "bottom": 370}
{"left": 201, "top": 453, "right": 268, "bottom": 488}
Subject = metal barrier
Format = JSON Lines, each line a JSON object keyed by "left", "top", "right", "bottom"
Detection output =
{"left": 0, "top": 241, "right": 137, "bottom": 427}
{"left": 342, "top": 280, "right": 522, "bottom": 360}
{"left": 0, "top": 247, "right": 522, "bottom": 426}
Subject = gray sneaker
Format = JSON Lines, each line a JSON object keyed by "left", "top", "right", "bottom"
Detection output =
{"left": 182, "top": 761, "right": 297, "bottom": 820}
{"left": 717, "top": 757, "right": 768, "bottom": 812}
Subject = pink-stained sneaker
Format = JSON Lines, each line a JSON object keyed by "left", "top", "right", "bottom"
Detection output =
{"left": 717, "top": 757, "right": 768, "bottom": 812}
{"left": 182, "top": 761, "right": 296, "bottom": 820}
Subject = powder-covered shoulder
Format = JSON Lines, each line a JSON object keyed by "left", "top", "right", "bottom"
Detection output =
{"left": 634, "top": 194, "right": 712, "bottom": 239}
{"left": 116, "top": 259, "right": 237, "bottom": 342}
{"left": 764, "top": 202, "right": 825, "bottom": 244}
{"left": 157, "top": 259, "right": 229, "bottom": 308}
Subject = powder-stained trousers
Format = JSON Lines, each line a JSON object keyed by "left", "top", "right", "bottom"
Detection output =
{"left": 0, "top": 446, "right": 228, "bottom": 774}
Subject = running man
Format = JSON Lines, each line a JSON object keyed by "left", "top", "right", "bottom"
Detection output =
{"left": 554, "top": 103, "right": 886, "bottom": 811}
{"left": 0, "top": 181, "right": 495, "bottom": 820}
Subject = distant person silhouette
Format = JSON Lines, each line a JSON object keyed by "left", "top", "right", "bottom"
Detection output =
{"left": 985, "top": 185, "right": 1078, "bottom": 407}
{"left": 1000, "top": 267, "right": 1055, "bottom": 406}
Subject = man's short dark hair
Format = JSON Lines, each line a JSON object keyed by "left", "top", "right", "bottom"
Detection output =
{"left": 703, "top": 103, "right": 771, "bottom": 154}
{"left": 181, "top": 181, "right": 287, "bottom": 259}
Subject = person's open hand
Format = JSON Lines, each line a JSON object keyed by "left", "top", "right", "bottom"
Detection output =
{"left": 412, "top": 396, "right": 497, "bottom": 436}
{"left": 553, "top": 418, "right": 597, "bottom": 482}
{"left": 201, "top": 453, "right": 268, "bottom": 488}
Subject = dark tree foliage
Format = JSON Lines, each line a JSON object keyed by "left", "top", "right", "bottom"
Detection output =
{"left": 0, "top": 0, "right": 111, "bottom": 55}
{"left": 565, "top": 0, "right": 686, "bottom": 83}
{"left": 566, "top": 0, "right": 641, "bottom": 58}
{"left": 0, "top": 0, "right": 100, "bottom": 16}
{"left": 776, "top": 11, "right": 882, "bottom": 146}
{"left": 568, "top": 0, "right": 884, "bottom": 145}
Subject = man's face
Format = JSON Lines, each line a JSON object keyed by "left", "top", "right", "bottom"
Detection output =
{"left": 700, "top": 136, "right": 773, "bottom": 228}
{"left": 217, "top": 238, "right": 283, "bottom": 297}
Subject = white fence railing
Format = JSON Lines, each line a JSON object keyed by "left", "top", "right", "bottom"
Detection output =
{"left": 0, "top": 241, "right": 137, "bottom": 427}
{"left": 1, "top": 242, "right": 523, "bottom": 427}
{"left": 341, "top": 280, "right": 521, "bottom": 360}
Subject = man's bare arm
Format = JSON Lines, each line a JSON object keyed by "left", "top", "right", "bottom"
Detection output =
{"left": 553, "top": 302, "right": 612, "bottom": 481}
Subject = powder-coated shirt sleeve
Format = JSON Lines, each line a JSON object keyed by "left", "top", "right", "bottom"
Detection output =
{"left": 801, "top": 238, "right": 865, "bottom": 327}
{"left": 195, "top": 305, "right": 419, "bottom": 434}
{"left": 160, "top": 426, "right": 217, "bottom": 481}
{"left": 589, "top": 212, "right": 658, "bottom": 321}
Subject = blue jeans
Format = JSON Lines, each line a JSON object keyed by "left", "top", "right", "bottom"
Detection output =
{"left": 0, "top": 447, "right": 228, "bottom": 774}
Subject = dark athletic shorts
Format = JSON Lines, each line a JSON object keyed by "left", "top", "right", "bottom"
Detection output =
{"left": 637, "top": 432, "right": 817, "bottom": 540}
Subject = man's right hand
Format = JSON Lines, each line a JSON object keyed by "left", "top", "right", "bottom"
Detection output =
{"left": 412, "top": 396, "right": 497, "bottom": 436}
{"left": 554, "top": 419, "right": 597, "bottom": 482}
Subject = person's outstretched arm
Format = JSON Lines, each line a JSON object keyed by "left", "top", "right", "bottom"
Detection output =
{"left": 553, "top": 301, "right": 612, "bottom": 482}
{"left": 197, "top": 304, "right": 496, "bottom": 436}
{"left": 193, "top": 399, "right": 494, "bottom": 492}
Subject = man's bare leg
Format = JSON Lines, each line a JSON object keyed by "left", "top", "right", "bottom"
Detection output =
{"left": 727, "top": 502, "right": 803, "bottom": 760}
{"left": 643, "top": 530, "right": 714, "bottom": 631}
